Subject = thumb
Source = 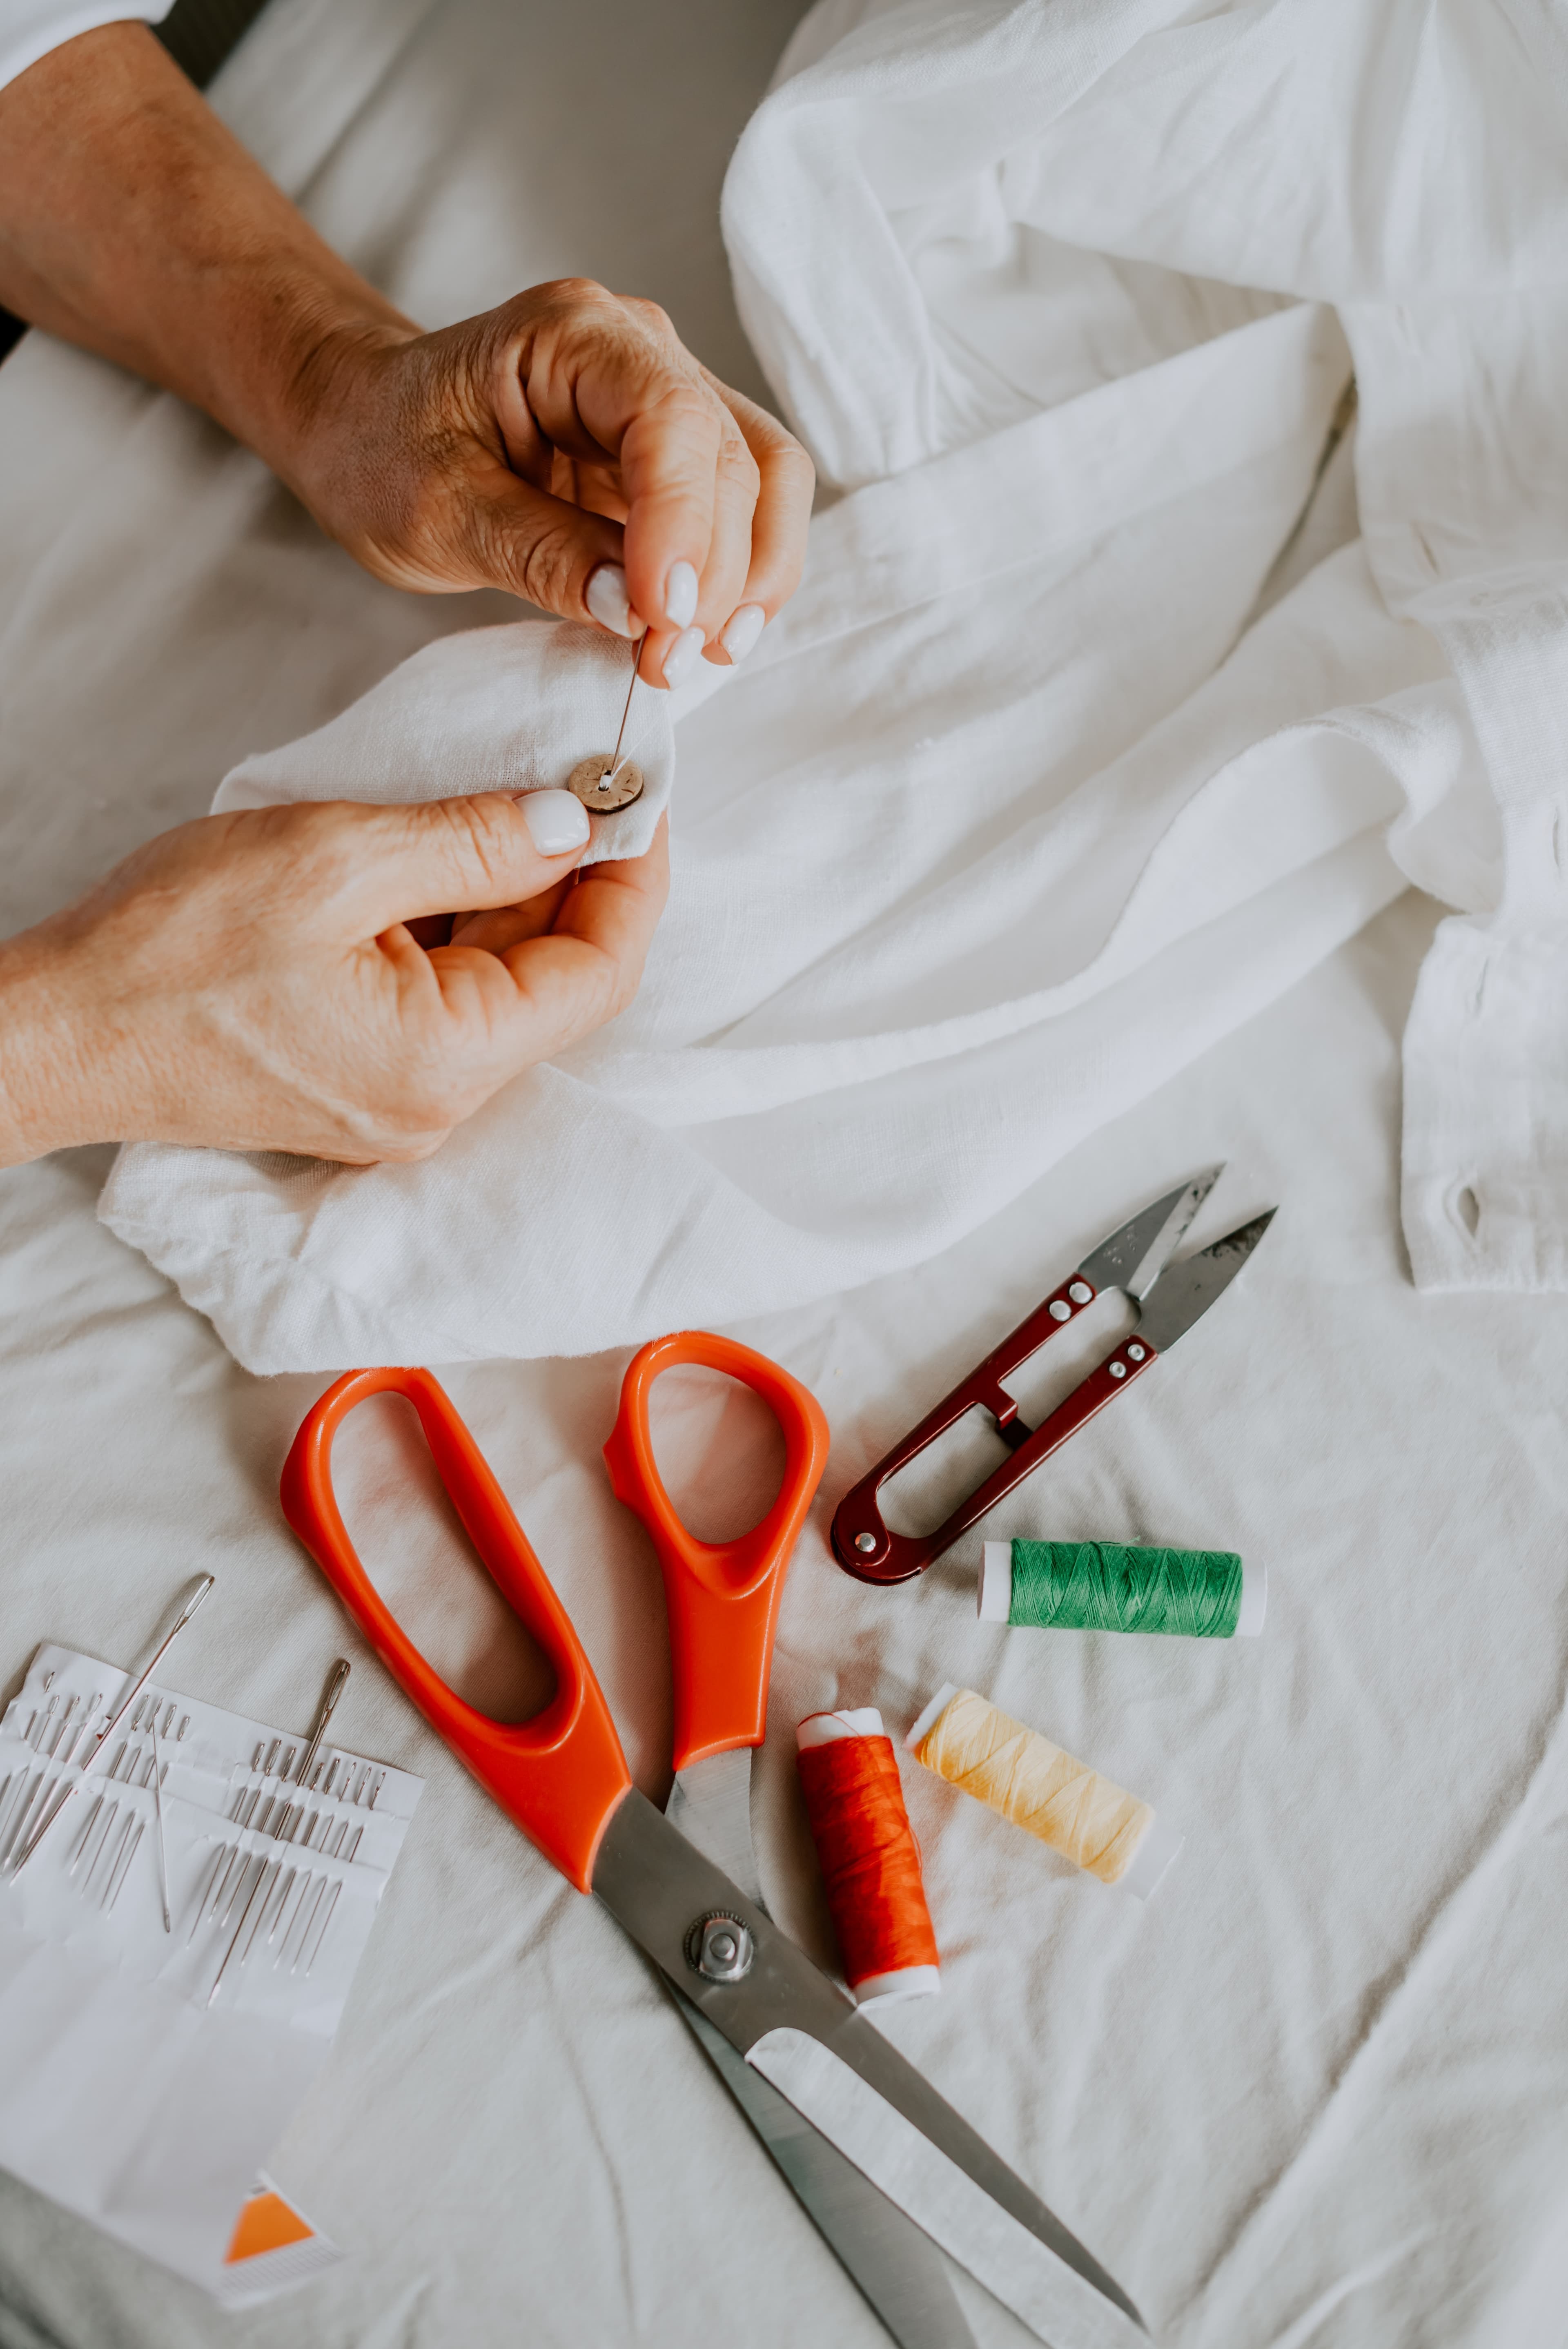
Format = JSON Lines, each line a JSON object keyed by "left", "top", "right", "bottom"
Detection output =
{"left": 341, "top": 791, "right": 593, "bottom": 934}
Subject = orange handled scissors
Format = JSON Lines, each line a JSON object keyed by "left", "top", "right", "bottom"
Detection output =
{"left": 280, "top": 1334, "right": 1143, "bottom": 2349}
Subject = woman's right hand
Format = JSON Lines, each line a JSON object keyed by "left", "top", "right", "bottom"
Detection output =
{"left": 0, "top": 791, "right": 668, "bottom": 1168}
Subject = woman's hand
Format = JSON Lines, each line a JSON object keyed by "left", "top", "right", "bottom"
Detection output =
{"left": 284, "top": 283, "right": 816, "bottom": 693}
{"left": 0, "top": 29, "right": 814, "bottom": 690}
{"left": 0, "top": 793, "right": 667, "bottom": 1168}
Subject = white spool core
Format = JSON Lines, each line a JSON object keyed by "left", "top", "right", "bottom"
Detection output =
{"left": 978, "top": 1542, "right": 1012, "bottom": 1622}
{"left": 1235, "top": 1557, "right": 1267, "bottom": 1637}
{"left": 855, "top": 1965, "right": 941, "bottom": 2006}
{"left": 904, "top": 1683, "right": 959, "bottom": 1753}
{"left": 1119, "top": 1814, "right": 1183, "bottom": 1901}
{"left": 797, "top": 1708, "right": 885, "bottom": 1751}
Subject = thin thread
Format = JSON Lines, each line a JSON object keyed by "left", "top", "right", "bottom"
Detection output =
{"left": 798, "top": 1731, "right": 938, "bottom": 1992}
{"left": 1011, "top": 1541, "right": 1243, "bottom": 1637}
{"left": 911, "top": 1687, "right": 1151, "bottom": 1886}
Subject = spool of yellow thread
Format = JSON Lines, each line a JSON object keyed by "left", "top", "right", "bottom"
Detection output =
{"left": 905, "top": 1683, "right": 1181, "bottom": 1901}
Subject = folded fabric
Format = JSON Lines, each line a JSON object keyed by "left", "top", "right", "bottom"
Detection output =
{"left": 101, "top": 302, "right": 1450, "bottom": 1369}
{"left": 724, "top": 0, "right": 1568, "bottom": 1297}
{"left": 213, "top": 616, "right": 671, "bottom": 863}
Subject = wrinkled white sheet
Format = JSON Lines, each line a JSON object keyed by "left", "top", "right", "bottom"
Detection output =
{"left": 4, "top": 4, "right": 1568, "bottom": 2347}
{"left": 11, "top": 901, "right": 1568, "bottom": 2349}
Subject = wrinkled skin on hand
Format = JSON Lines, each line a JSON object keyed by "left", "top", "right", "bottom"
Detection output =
{"left": 290, "top": 279, "right": 814, "bottom": 686}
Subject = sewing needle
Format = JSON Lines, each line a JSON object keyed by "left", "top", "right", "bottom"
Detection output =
{"left": 599, "top": 629, "right": 648, "bottom": 795}
{"left": 206, "top": 1658, "right": 351, "bottom": 2005}
{"left": 149, "top": 1718, "right": 171, "bottom": 1932}
{"left": 276, "top": 1660, "right": 350, "bottom": 1842}
{"left": 12, "top": 1574, "right": 215, "bottom": 1874}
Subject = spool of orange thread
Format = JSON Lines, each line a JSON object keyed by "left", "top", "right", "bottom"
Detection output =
{"left": 796, "top": 1709, "right": 940, "bottom": 2005}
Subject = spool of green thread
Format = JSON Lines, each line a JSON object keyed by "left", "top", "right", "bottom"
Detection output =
{"left": 978, "top": 1540, "right": 1265, "bottom": 1638}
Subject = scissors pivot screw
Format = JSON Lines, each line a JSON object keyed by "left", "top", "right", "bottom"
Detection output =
{"left": 854, "top": 1531, "right": 878, "bottom": 1556}
{"left": 687, "top": 1913, "right": 755, "bottom": 1984}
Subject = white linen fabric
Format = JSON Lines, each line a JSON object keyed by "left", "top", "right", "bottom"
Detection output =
{"left": 214, "top": 616, "right": 673, "bottom": 860}
{"left": 5, "top": 4, "right": 1568, "bottom": 2348}
{"left": 97, "top": 0, "right": 1568, "bottom": 1368}
{"left": 724, "top": 0, "right": 1568, "bottom": 1297}
{"left": 0, "top": 0, "right": 170, "bottom": 96}
{"left": 100, "top": 298, "right": 1444, "bottom": 1367}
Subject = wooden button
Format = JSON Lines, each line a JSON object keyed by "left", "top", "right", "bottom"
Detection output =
{"left": 567, "top": 755, "right": 645, "bottom": 812}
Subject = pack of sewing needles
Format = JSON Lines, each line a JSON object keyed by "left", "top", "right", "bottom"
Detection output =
{"left": 0, "top": 1641, "right": 422, "bottom": 2295}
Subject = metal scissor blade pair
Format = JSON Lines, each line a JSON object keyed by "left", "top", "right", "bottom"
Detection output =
{"left": 1135, "top": 1208, "right": 1276, "bottom": 1353}
{"left": 673, "top": 1992, "right": 978, "bottom": 2349}
{"left": 664, "top": 1754, "right": 978, "bottom": 2349}
{"left": 832, "top": 1168, "right": 1276, "bottom": 1585}
{"left": 597, "top": 1792, "right": 1145, "bottom": 2347}
{"left": 1076, "top": 1166, "right": 1225, "bottom": 1299}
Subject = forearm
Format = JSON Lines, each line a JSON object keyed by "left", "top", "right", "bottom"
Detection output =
{"left": 0, "top": 22, "right": 416, "bottom": 492}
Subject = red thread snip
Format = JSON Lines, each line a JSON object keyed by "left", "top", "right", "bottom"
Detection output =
{"left": 797, "top": 1714, "right": 939, "bottom": 2002}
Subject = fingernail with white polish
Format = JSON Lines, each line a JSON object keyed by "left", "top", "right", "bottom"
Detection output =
{"left": 660, "top": 626, "right": 706, "bottom": 689}
{"left": 585, "top": 562, "right": 637, "bottom": 637}
{"left": 517, "top": 787, "right": 590, "bottom": 854}
{"left": 719, "top": 604, "right": 766, "bottom": 665}
{"left": 664, "top": 561, "right": 699, "bottom": 630}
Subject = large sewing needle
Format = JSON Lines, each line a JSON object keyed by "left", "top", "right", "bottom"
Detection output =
{"left": 149, "top": 1717, "right": 171, "bottom": 1932}
{"left": 11, "top": 1574, "right": 215, "bottom": 1873}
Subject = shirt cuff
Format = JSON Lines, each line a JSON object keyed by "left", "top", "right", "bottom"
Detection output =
{"left": 0, "top": 3, "right": 176, "bottom": 101}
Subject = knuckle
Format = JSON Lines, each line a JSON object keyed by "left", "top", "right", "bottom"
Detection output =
{"left": 717, "top": 432, "right": 762, "bottom": 501}
{"left": 541, "top": 275, "right": 610, "bottom": 309}
{"left": 514, "top": 517, "right": 586, "bottom": 612}
{"left": 424, "top": 794, "right": 519, "bottom": 896}
{"left": 774, "top": 437, "right": 816, "bottom": 495}
{"left": 624, "top": 294, "right": 675, "bottom": 342}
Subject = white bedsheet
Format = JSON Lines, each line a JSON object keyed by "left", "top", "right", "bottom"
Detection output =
{"left": 3, "top": 4, "right": 1568, "bottom": 2347}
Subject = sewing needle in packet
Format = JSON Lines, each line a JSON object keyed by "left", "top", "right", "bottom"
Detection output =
{"left": 11, "top": 1573, "right": 215, "bottom": 1874}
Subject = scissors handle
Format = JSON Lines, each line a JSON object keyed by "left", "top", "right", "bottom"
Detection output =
{"left": 602, "top": 1333, "right": 830, "bottom": 1774}
{"left": 281, "top": 1367, "right": 632, "bottom": 1894}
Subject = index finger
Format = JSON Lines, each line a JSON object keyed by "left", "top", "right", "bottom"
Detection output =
{"left": 613, "top": 378, "right": 726, "bottom": 636}
{"left": 707, "top": 378, "right": 815, "bottom": 622}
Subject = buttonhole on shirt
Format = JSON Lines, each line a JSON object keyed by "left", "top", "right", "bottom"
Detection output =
{"left": 1452, "top": 1184, "right": 1481, "bottom": 1239}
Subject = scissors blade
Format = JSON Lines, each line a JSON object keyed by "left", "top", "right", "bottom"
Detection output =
{"left": 662, "top": 1763, "right": 976, "bottom": 2345}
{"left": 672, "top": 1990, "right": 978, "bottom": 2349}
{"left": 594, "top": 1793, "right": 1144, "bottom": 2347}
{"left": 1077, "top": 1167, "right": 1225, "bottom": 1301}
{"left": 1135, "top": 1209, "right": 1276, "bottom": 1353}
{"left": 666, "top": 1749, "right": 762, "bottom": 1906}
